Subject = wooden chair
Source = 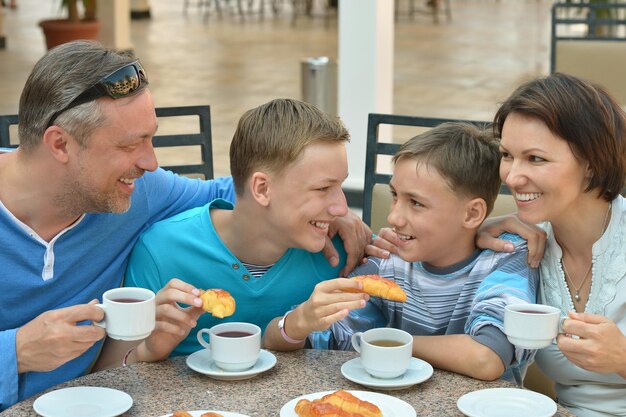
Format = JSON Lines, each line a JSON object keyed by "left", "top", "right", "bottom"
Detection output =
{"left": 0, "top": 105, "right": 214, "bottom": 179}
{"left": 363, "top": 113, "right": 513, "bottom": 232}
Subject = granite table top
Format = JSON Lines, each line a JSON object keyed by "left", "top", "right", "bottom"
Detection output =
{"left": 2, "top": 349, "right": 576, "bottom": 417}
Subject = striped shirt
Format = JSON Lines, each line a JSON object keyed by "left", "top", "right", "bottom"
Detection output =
{"left": 310, "top": 233, "right": 539, "bottom": 385}
{"left": 241, "top": 262, "right": 274, "bottom": 279}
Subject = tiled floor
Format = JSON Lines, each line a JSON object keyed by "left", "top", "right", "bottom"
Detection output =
{"left": 0, "top": 0, "right": 552, "bottom": 177}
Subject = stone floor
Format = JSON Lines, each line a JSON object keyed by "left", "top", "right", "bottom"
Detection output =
{"left": 0, "top": 0, "right": 552, "bottom": 177}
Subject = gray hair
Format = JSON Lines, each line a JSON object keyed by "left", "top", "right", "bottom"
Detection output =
{"left": 18, "top": 40, "right": 147, "bottom": 151}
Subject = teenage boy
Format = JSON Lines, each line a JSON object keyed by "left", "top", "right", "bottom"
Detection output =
{"left": 264, "top": 122, "right": 539, "bottom": 384}
{"left": 97, "top": 99, "right": 371, "bottom": 366}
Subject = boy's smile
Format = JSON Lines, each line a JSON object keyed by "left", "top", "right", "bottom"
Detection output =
{"left": 388, "top": 158, "right": 477, "bottom": 268}
{"left": 266, "top": 141, "right": 349, "bottom": 254}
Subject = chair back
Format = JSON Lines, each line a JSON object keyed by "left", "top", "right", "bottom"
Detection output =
{"left": 551, "top": 2, "right": 626, "bottom": 105}
{"left": 363, "top": 113, "right": 512, "bottom": 232}
{"left": 0, "top": 105, "right": 214, "bottom": 179}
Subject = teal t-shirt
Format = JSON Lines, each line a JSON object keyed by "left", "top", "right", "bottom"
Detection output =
{"left": 125, "top": 198, "right": 347, "bottom": 356}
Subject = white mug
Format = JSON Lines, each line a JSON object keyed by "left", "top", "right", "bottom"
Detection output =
{"left": 351, "top": 327, "right": 413, "bottom": 379}
{"left": 197, "top": 322, "right": 261, "bottom": 372}
{"left": 94, "top": 287, "right": 156, "bottom": 341}
{"left": 504, "top": 303, "right": 563, "bottom": 349}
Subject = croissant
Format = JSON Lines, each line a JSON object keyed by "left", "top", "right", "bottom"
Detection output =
{"left": 199, "top": 289, "right": 236, "bottom": 318}
{"left": 171, "top": 412, "right": 193, "bottom": 417}
{"left": 295, "top": 390, "right": 382, "bottom": 417}
{"left": 295, "top": 399, "right": 355, "bottom": 417}
{"left": 347, "top": 275, "right": 407, "bottom": 302}
{"left": 200, "top": 413, "right": 224, "bottom": 417}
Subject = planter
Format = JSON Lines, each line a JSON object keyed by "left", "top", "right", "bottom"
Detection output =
{"left": 39, "top": 19, "right": 101, "bottom": 50}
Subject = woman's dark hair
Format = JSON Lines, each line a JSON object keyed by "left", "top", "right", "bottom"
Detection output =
{"left": 494, "top": 73, "right": 625, "bottom": 201}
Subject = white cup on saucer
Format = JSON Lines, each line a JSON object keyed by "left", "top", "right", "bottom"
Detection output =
{"left": 197, "top": 322, "right": 261, "bottom": 372}
{"left": 504, "top": 303, "right": 564, "bottom": 349}
{"left": 351, "top": 327, "right": 413, "bottom": 379}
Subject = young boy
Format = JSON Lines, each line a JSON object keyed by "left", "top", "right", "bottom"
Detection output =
{"left": 100, "top": 99, "right": 370, "bottom": 365}
{"left": 264, "top": 122, "right": 538, "bottom": 384}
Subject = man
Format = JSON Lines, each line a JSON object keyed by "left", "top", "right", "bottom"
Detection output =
{"left": 0, "top": 41, "right": 368, "bottom": 411}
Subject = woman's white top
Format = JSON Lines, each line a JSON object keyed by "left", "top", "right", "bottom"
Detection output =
{"left": 535, "top": 195, "right": 626, "bottom": 417}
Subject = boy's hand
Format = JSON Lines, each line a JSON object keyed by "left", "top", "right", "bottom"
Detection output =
{"left": 136, "top": 279, "right": 204, "bottom": 363}
{"left": 475, "top": 214, "right": 546, "bottom": 268}
{"left": 288, "top": 278, "right": 369, "bottom": 340}
{"left": 325, "top": 211, "right": 372, "bottom": 276}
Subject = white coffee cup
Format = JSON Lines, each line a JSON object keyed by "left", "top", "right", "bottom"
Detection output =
{"left": 504, "top": 303, "right": 564, "bottom": 349}
{"left": 351, "top": 327, "right": 413, "bottom": 379}
{"left": 94, "top": 287, "right": 156, "bottom": 341}
{"left": 197, "top": 322, "right": 261, "bottom": 372}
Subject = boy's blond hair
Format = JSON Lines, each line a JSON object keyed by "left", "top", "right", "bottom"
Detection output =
{"left": 393, "top": 122, "right": 501, "bottom": 215}
{"left": 229, "top": 98, "right": 350, "bottom": 195}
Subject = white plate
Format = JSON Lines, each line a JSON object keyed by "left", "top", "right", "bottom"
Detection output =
{"left": 33, "top": 386, "right": 133, "bottom": 417}
{"left": 156, "top": 411, "right": 250, "bottom": 417}
{"left": 279, "top": 390, "right": 416, "bottom": 417}
{"left": 457, "top": 387, "right": 557, "bottom": 417}
{"left": 186, "top": 348, "right": 276, "bottom": 381}
{"left": 341, "top": 357, "right": 433, "bottom": 390}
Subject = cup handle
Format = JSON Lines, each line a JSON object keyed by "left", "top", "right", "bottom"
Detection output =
{"left": 197, "top": 329, "right": 211, "bottom": 350}
{"left": 351, "top": 332, "right": 363, "bottom": 353}
{"left": 559, "top": 316, "right": 568, "bottom": 334}
{"left": 93, "top": 303, "right": 106, "bottom": 329}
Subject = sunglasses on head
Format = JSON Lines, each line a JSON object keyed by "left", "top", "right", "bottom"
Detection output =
{"left": 46, "top": 60, "right": 148, "bottom": 128}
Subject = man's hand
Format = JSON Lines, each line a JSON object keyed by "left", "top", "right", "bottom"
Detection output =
{"left": 558, "top": 311, "right": 626, "bottom": 377}
{"left": 16, "top": 301, "right": 106, "bottom": 373}
{"left": 475, "top": 214, "right": 546, "bottom": 268}
{"left": 326, "top": 211, "right": 372, "bottom": 276}
{"left": 136, "top": 279, "right": 205, "bottom": 363}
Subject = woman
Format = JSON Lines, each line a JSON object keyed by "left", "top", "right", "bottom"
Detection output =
{"left": 495, "top": 73, "right": 625, "bottom": 417}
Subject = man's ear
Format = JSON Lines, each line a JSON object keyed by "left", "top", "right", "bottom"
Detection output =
{"left": 249, "top": 171, "right": 271, "bottom": 207}
{"left": 42, "top": 126, "right": 70, "bottom": 163}
{"left": 463, "top": 197, "right": 487, "bottom": 229}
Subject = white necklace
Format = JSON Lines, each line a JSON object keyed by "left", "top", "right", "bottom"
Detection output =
{"left": 560, "top": 202, "right": 611, "bottom": 303}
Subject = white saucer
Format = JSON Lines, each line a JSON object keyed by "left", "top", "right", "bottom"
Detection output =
{"left": 280, "top": 390, "right": 416, "bottom": 417}
{"left": 156, "top": 411, "right": 250, "bottom": 417}
{"left": 457, "top": 387, "right": 557, "bottom": 417}
{"left": 33, "top": 386, "right": 133, "bottom": 417}
{"left": 186, "top": 348, "right": 276, "bottom": 381}
{"left": 341, "top": 357, "right": 433, "bottom": 390}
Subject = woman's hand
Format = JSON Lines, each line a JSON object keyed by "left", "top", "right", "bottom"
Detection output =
{"left": 475, "top": 214, "right": 547, "bottom": 268}
{"left": 364, "top": 227, "right": 398, "bottom": 260}
{"left": 136, "top": 279, "right": 205, "bottom": 362}
{"left": 558, "top": 311, "right": 626, "bottom": 377}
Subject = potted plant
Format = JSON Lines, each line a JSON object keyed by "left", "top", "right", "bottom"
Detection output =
{"left": 39, "top": 0, "right": 100, "bottom": 50}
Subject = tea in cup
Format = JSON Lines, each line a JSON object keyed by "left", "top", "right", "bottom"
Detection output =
{"left": 351, "top": 327, "right": 413, "bottom": 379}
{"left": 504, "top": 303, "right": 563, "bottom": 349}
{"left": 94, "top": 287, "right": 156, "bottom": 341}
{"left": 197, "top": 322, "right": 261, "bottom": 372}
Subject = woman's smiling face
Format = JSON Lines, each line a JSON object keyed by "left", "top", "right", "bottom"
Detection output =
{"left": 499, "top": 112, "right": 589, "bottom": 225}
